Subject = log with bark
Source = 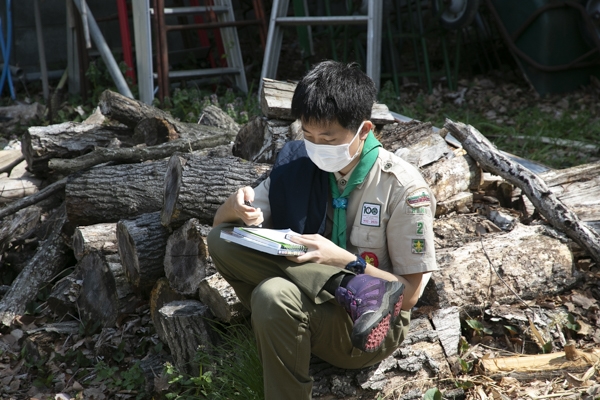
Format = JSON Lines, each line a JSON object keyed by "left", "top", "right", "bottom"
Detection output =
{"left": 164, "top": 219, "right": 214, "bottom": 296}
{"left": 259, "top": 78, "right": 395, "bottom": 125}
{"left": 99, "top": 90, "right": 240, "bottom": 138}
{"left": 149, "top": 277, "right": 186, "bottom": 345}
{"left": 197, "top": 272, "right": 248, "bottom": 323}
{"left": 117, "top": 212, "right": 171, "bottom": 297}
{"left": 157, "top": 299, "right": 220, "bottom": 377}
{"left": 65, "top": 160, "right": 167, "bottom": 226}
{"left": 232, "top": 116, "right": 292, "bottom": 163}
{"left": 49, "top": 130, "right": 234, "bottom": 175}
{"left": 0, "top": 206, "right": 41, "bottom": 251}
{"left": 72, "top": 223, "right": 118, "bottom": 261}
{"left": 0, "top": 204, "right": 69, "bottom": 326}
{"left": 445, "top": 119, "right": 600, "bottom": 264}
{"left": 428, "top": 215, "right": 579, "bottom": 311}
{"left": 0, "top": 177, "right": 66, "bottom": 223}
{"left": 22, "top": 122, "right": 136, "bottom": 177}
{"left": 0, "top": 149, "right": 24, "bottom": 175}
{"left": 161, "top": 154, "right": 271, "bottom": 227}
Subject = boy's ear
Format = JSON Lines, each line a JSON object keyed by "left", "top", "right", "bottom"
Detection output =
{"left": 360, "top": 120, "right": 374, "bottom": 139}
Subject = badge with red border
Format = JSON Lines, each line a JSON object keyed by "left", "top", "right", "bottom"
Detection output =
{"left": 361, "top": 251, "right": 379, "bottom": 268}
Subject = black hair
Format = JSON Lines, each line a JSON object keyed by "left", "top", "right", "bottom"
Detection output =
{"left": 290, "top": 61, "right": 377, "bottom": 131}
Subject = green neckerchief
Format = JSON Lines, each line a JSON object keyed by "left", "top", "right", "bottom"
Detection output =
{"left": 329, "top": 131, "right": 382, "bottom": 249}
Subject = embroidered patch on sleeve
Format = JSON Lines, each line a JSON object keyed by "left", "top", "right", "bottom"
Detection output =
{"left": 416, "top": 221, "right": 424, "bottom": 235}
{"left": 406, "top": 189, "right": 431, "bottom": 208}
{"left": 406, "top": 206, "right": 428, "bottom": 215}
{"left": 411, "top": 239, "right": 426, "bottom": 254}
{"left": 361, "top": 251, "right": 379, "bottom": 268}
{"left": 361, "top": 203, "right": 381, "bottom": 226}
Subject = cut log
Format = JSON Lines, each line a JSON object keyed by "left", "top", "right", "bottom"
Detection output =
{"left": 158, "top": 300, "right": 219, "bottom": 376}
{"left": 48, "top": 250, "right": 136, "bottom": 327}
{"left": 260, "top": 78, "right": 395, "bottom": 125}
{"left": 99, "top": 89, "right": 177, "bottom": 128}
{"left": 0, "top": 172, "right": 43, "bottom": 202}
{"left": 76, "top": 250, "right": 133, "bottom": 328}
{"left": 133, "top": 117, "right": 178, "bottom": 145}
{"left": 149, "top": 278, "right": 186, "bottom": 345}
{"left": 445, "top": 119, "right": 600, "bottom": 264}
{"left": 0, "top": 204, "right": 69, "bottom": 326}
{"left": 164, "top": 219, "right": 213, "bottom": 296}
{"left": 520, "top": 160, "right": 600, "bottom": 224}
{"left": 198, "top": 104, "right": 240, "bottom": 134}
{"left": 420, "top": 150, "right": 482, "bottom": 204}
{"left": 197, "top": 272, "right": 249, "bottom": 323}
{"left": 65, "top": 160, "right": 167, "bottom": 226}
{"left": 161, "top": 154, "right": 271, "bottom": 228}
{"left": 0, "top": 178, "right": 66, "bottom": 221}
{"left": 0, "top": 206, "right": 41, "bottom": 249}
{"left": 117, "top": 212, "right": 170, "bottom": 297}
{"left": 232, "top": 116, "right": 291, "bottom": 163}
{"left": 72, "top": 223, "right": 118, "bottom": 261}
{"left": 0, "top": 150, "right": 24, "bottom": 175}
{"left": 379, "top": 120, "right": 449, "bottom": 164}
{"left": 46, "top": 273, "right": 81, "bottom": 319}
{"left": 429, "top": 218, "right": 579, "bottom": 311}
{"left": 99, "top": 90, "right": 240, "bottom": 138}
{"left": 435, "top": 192, "right": 473, "bottom": 216}
{"left": 49, "top": 130, "right": 234, "bottom": 175}
{"left": 22, "top": 122, "right": 135, "bottom": 177}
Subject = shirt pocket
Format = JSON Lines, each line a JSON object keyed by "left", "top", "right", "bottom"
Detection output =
{"left": 349, "top": 225, "right": 386, "bottom": 249}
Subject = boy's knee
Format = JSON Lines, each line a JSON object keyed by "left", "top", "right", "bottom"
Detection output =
{"left": 251, "top": 278, "right": 302, "bottom": 326}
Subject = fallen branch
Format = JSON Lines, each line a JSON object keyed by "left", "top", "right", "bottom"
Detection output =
{"left": 0, "top": 178, "right": 67, "bottom": 220}
{"left": 48, "top": 132, "right": 234, "bottom": 174}
{"left": 445, "top": 119, "right": 600, "bottom": 264}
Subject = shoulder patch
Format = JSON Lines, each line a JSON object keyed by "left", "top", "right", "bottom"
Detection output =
{"left": 406, "top": 189, "right": 431, "bottom": 208}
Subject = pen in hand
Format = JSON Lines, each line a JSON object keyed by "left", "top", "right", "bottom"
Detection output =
{"left": 244, "top": 200, "right": 263, "bottom": 227}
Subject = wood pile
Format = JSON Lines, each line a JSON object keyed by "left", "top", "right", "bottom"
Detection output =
{"left": 0, "top": 81, "right": 599, "bottom": 398}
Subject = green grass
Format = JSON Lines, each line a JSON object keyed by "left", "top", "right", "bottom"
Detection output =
{"left": 378, "top": 81, "right": 600, "bottom": 170}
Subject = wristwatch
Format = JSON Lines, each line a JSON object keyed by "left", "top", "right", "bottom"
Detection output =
{"left": 345, "top": 254, "right": 366, "bottom": 274}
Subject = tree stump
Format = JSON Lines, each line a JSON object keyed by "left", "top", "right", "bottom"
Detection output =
{"left": 117, "top": 212, "right": 170, "bottom": 297}
{"left": 65, "top": 159, "right": 168, "bottom": 226}
{"left": 161, "top": 154, "right": 271, "bottom": 228}
{"left": 164, "top": 219, "right": 213, "bottom": 295}
{"left": 158, "top": 300, "right": 219, "bottom": 377}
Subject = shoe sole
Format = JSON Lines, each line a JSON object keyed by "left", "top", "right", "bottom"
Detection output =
{"left": 351, "top": 281, "right": 404, "bottom": 353}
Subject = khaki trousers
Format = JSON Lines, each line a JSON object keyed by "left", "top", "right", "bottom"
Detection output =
{"left": 207, "top": 224, "right": 411, "bottom": 400}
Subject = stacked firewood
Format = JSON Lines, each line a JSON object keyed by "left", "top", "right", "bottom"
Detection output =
{"left": 0, "top": 80, "right": 599, "bottom": 397}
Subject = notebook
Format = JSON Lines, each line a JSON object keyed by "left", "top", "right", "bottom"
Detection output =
{"left": 219, "top": 227, "right": 307, "bottom": 256}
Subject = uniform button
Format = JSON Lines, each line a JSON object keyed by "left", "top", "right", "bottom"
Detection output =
{"left": 383, "top": 162, "right": 393, "bottom": 170}
{"left": 339, "top": 179, "right": 347, "bottom": 186}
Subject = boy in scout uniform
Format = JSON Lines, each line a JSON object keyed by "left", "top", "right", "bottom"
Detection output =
{"left": 207, "top": 61, "right": 438, "bottom": 399}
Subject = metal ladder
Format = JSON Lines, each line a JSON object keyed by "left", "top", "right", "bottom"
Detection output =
{"left": 260, "top": 0, "right": 383, "bottom": 94}
{"left": 133, "top": 0, "right": 263, "bottom": 103}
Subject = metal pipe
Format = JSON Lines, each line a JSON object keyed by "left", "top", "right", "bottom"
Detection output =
{"left": 72, "top": 0, "right": 133, "bottom": 98}
{"left": 80, "top": 0, "right": 91, "bottom": 48}
{"left": 33, "top": 0, "right": 50, "bottom": 100}
{"left": 0, "top": 0, "right": 16, "bottom": 100}
{"left": 0, "top": 64, "right": 23, "bottom": 79}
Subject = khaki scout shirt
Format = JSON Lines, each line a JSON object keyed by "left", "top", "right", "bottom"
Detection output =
{"left": 252, "top": 147, "right": 438, "bottom": 277}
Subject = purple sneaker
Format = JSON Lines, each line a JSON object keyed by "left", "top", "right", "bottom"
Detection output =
{"left": 335, "top": 275, "right": 404, "bottom": 352}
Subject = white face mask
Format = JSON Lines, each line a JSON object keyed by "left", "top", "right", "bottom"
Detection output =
{"left": 304, "top": 121, "right": 366, "bottom": 172}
